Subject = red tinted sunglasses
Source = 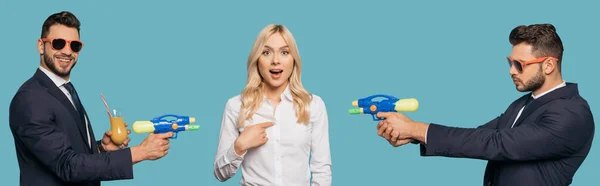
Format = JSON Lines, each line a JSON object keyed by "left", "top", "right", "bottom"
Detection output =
{"left": 41, "top": 38, "right": 84, "bottom": 53}
{"left": 507, "top": 56, "right": 557, "bottom": 73}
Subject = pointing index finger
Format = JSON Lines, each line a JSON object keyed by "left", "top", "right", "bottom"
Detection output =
{"left": 261, "top": 122, "right": 275, "bottom": 128}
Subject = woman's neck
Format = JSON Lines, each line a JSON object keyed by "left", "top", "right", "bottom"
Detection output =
{"left": 263, "top": 81, "right": 289, "bottom": 104}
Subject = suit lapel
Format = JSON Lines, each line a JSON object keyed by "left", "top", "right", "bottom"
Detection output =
{"left": 511, "top": 83, "right": 576, "bottom": 127}
{"left": 34, "top": 69, "right": 91, "bottom": 152}
{"left": 501, "top": 95, "right": 530, "bottom": 129}
{"left": 81, "top": 105, "right": 96, "bottom": 153}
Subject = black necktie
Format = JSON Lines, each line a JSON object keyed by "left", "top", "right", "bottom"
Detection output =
{"left": 524, "top": 96, "right": 534, "bottom": 109}
{"left": 510, "top": 96, "right": 534, "bottom": 128}
{"left": 63, "top": 82, "right": 86, "bottom": 123}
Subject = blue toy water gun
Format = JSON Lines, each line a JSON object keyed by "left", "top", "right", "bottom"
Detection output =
{"left": 349, "top": 94, "right": 419, "bottom": 121}
{"left": 132, "top": 114, "right": 199, "bottom": 139}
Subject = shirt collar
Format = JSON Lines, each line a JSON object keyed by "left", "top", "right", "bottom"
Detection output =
{"left": 39, "top": 66, "right": 70, "bottom": 88}
{"left": 263, "top": 84, "right": 293, "bottom": 102}
{"left": 282, "top": 85, "right": 293, "bottom": 101}
{"left": 532, "top": 80, "right": 566, "bottom": 99}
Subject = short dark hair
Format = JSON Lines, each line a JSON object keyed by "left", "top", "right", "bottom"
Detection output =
{"left": 41, "top": 11, "right": 81, "bottom": 38}
{"left": 509, "top": 24, "right": 564, "bottom": 70}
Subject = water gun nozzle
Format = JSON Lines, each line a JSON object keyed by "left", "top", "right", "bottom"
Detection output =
{"left": 348, "top": 108, "right": 363, "bottom": 115}
{"left": 187, "top": 124, "right": 200, "bottom": 131}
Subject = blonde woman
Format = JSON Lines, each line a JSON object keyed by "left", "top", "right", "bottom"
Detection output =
{"left": 213, "top": 24, "right": 332, "bottom": 186}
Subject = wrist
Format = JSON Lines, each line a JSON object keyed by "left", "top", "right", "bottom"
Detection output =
{"left": 411, "top": 122, "right": 429, "bottom": 143}
{"left": 97, "top": 141, "right": 107, "bottom": 153}
{"left": 130, "top": 146, "right": 146, "bottom": 164}
{"left": 233, "top": 139, "right": 247, "bottom": 156}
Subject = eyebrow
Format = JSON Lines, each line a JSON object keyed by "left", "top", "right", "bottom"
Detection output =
{"left": 508, "top": 56, "right": 526, "bottom": 62}
{"left": 264, "top": 45, "right": 289, "bottom": 49}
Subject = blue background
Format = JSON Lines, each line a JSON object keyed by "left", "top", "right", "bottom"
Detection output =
{"left": 1, "top": 0, "right": 598, "bottom": 185}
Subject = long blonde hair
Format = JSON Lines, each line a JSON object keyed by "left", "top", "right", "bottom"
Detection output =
{"left": 237, "top": 24, "right": 312, "bottom": 128}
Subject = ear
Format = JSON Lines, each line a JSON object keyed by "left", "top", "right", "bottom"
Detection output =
{"left": 37, "top": 39, "right": 44, "bottom": 55}
{"left": 543, "top": 58, "right": 556, "bottom": 74}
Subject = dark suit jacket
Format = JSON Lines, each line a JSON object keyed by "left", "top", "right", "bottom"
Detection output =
{"left": 9, "top": 69, "right": 134, "bottom": 186}
{"left": 420, "top": 82, "right": 595, "bottom": 186}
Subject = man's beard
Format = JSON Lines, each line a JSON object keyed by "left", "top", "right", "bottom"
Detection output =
{"left": 43, "top": 52, "right": 77, "bottom": 77}
{"left": 515, "top": 65, "right": 545, "bottom": 92}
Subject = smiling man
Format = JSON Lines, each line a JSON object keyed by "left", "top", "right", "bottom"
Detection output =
{"left": 9, "top": 11, "right": 174, "bottom": 186}
{"left": 375, "top": 24, "right": 595, "bottom": 186}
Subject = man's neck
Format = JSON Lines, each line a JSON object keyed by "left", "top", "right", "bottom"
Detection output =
{"left": 40, "top": 63, "right": 70, "bottom": 81}
{"left": 532, "top": 75, "right": 563, "bottom": 97}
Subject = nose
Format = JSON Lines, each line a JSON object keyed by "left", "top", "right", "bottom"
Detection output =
{"left": 271, "top": 53, "right": 280, "bottom": 65}
{"left": 509, "top": 62, "right": 518, "bottom": 76}
{"left": 60, "top": 45, "right": 73, "bottom": 56}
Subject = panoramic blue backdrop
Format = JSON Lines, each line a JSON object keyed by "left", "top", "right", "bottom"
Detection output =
{"left": 1, "top": 0, "right": 598, "bottom": 185}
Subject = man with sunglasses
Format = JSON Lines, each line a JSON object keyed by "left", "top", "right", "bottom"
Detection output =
{"left": 9, "top": 11, "right": 174, "bottom": 186}
{"left": 375, "top": 24, "right": 594, "bottom": 186}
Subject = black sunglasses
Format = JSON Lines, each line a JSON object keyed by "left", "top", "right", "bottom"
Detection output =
{"left": 41, "top": 38, "right": 84, "bottom": 53}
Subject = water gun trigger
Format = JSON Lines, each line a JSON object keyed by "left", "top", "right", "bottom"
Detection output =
{"left": 372, "top": 113, "right": 388, "bottom": 121}
{"left": 168, "top": 121, "right": 180, "bottom": 139}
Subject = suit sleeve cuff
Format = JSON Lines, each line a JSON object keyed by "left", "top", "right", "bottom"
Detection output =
{"left": 420, "top": 123, "right": 442, "bottom": 156}
{"left": 112, "top": 148, "right": 134, "bottom": 179}
{"left": 225, "top": 143, "right": 245, "bottom": 166}
{"left": 424, "top": 124, "right": 429, "bottom": 144}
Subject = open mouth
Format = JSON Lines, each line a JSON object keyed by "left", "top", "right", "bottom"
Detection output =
{"left": 270, "top": 69, "right": 283, "bottom": 74}
{"left": 269, "top": 69, "right": 283, "bottom": 78}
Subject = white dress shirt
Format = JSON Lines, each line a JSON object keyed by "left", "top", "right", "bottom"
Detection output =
{"left": 511, "top": 81, "right": 566, "bottom": 128}
{"left": 39, "top": 66, "right": 91, "bottom": 148}
{"left": 214, "top": 85, "right": 332, "bottom": 186}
